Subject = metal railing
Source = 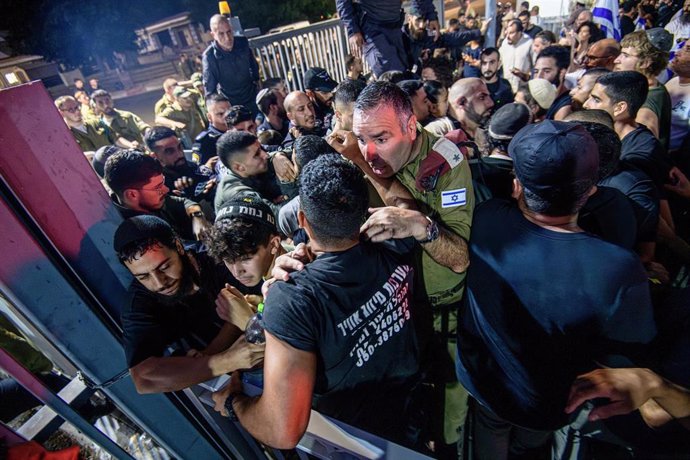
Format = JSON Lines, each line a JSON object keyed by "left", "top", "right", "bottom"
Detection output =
{"left": 539, "top": 15, "right": 568, "bottom": 36}
{"left": 249, "top": 18, "right": 360, "bottom": 91}
{"left": 248, "top": 15, "right": 569, "bottom": 91}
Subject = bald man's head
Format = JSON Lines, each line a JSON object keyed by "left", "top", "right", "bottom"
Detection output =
{"left": 585, "top": 38, "right": 620, "bottom": 70}
{"left": 284, "top": 91, "right": 316, "bottom": 129}
{"left": 448, "top": 77, "right": 494, "bottom": 130}
{"left": 449, "top": 78, "right": 483, "bottom": 106}
{"left": 576, "top": 10, "right": 593, "bottom": 28}
{"left": 210, "top": 14, "right": 228, "bottom": 29}
{"left": 210, "top": 14, "right": 234, "bottom": 51}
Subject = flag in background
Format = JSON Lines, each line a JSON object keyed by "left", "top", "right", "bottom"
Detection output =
{"left": 593, "top": 0, "right": 622, "bottom": 41}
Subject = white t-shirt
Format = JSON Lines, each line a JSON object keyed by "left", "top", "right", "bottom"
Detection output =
{"left": 665, "top": 76, "right": 690, "bottom": 150}
{"left": 499, "top": 34, "right": 534, "bottom": 93}
{"left": 665, "top": 11, "right": 690, "bottom": 42}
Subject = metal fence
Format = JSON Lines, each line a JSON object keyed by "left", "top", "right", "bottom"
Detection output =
{"left": 539, "top": 16, "right": 568, "bottom": 36}
{"left": 248, "top": 15, "right": 569, "bottom": 91}
{"left": 249, "top": 18, "right": 356, "bottom": 92}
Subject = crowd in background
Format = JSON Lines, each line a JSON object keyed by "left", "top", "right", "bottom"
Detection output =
{"left": 37, "top": 0, "right": 690, "bottom": 459}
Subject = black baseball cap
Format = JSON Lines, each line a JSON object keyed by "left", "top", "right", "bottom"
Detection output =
{"left": 304, "top": 67, "right": 337, "bottom": 92}
{"left": 113, "top": 215, "right": 175, "bottom": 254}
{"left": 509, "top": 120, "right": 599, "bottom": 196}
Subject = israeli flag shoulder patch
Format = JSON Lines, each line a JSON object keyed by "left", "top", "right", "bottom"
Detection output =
{"left": 441, "top": 188, "right": 467, "bottom": 208}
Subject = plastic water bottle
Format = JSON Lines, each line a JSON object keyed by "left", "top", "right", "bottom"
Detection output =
{"left": 245, "top": 303, "right": 265, "bottom": 344}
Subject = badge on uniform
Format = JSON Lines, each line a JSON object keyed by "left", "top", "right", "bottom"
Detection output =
{"left": 441, "top": 188, "right": 466, "bottom": 208}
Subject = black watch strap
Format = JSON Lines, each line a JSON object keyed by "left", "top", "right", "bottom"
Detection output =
{"left": 224, "top": 393, "right": 239, "bottom": 421}
{"left": 419, "top": 216, "right": 439, "bottom": 244}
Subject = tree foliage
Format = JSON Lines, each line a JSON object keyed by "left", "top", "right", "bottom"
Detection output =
{"left": 224, "top": 0, "right": 336, "bottom": 33}
{"left": 1, "top": 0, "right": 337, "bottom": 67}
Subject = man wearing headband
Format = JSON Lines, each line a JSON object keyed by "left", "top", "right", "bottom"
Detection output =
{"left": 204, "top": 198, "right": 287, "bottom": 332}
{"left": 114, "top": 215, "right": 263, "bottom": 394}
{"left": 205, "top": 197, "right": 285, "bottom": 289}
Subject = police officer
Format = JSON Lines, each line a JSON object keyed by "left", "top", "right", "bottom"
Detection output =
{"left": 337, "top": 0, "right": 439, "bottom": 77}
{"left": 193, "top": 93, "right": 231, "bottom": 167}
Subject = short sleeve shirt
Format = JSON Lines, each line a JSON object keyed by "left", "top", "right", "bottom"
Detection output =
{"left": 620, "top": 124, "right": 673, "bottom": 195}
{"left": 262, "top": 240, "right": 421, "bottom": 435}
{"left": 642, "top": 85, "right": 672, "bottom": 151}
{"left": 599, "top": 165, "right": 660, "bottom": 243}
{"left": 456, "top": 199, "right": 656, "bottom": 430}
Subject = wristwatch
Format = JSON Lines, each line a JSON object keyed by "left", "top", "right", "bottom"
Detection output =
{"left": 418, "top": 216, "right": 439, "bottom": 244}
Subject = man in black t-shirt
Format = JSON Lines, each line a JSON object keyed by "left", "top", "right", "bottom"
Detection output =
{"left": 534, "top": 45, "right": 573, "bottom": 120}
{"left": 214, "top": 155, "right": 421, "bottom": 448}
{"left": 573, "top": 119, "right": 640, "bottom": 250}
{"left": 479, "top": 48, "right": 515, "bottom": 111}
{"left": 584, "top": 71, "right": 673, "bottom": 191}
{"left": 584, "top": 71, "right": 671, "bottom": 261}
{"left": 567, "top": 109, "right": 661, "bottom": 251}
{"left": 518, "top": 10, "right": 543, "bottom": 39}
{"left": 114, "top": 215, "right": 263, "bottom": 394}
{"left": 456, "top": 121, "right": 656, "bottom": 458}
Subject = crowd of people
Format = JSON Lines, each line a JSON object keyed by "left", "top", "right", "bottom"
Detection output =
{"left": 46, "top": 0, "right": 690, "bottom": 458}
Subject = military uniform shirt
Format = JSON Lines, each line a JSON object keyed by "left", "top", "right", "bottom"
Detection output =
{"left": 154, "top": 95, "right": 176, "bottom": 116}
{"left": 396, "top": 127, "right": 474, "bottom": 306}
{"left": 70, "top": 120, "right": 113, "bottom": 152}
{"left": 103, "top": 109, "right": 150, "bottom": 145}
{"left": 159, "top": 103, "right": 207, "bottom": 141}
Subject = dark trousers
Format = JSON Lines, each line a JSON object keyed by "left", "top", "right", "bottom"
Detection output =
{"left": 472, "top": 402, "right": 552, "bottom": 460}
{"left": 362, "top": 22, "right": 407, "bottom": 77}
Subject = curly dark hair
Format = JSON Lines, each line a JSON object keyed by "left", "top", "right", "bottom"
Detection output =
{"left": 225, "top": 105, "right": 253, "bottom": 127}
{"left": 204, "top": 216, "right": 276, "bottom": 263}
{"left": 299, "top": 155, "right": 368, "bottom": 245}
{"left": 421, "top": 56, "right": 455, "bottom": 88}
{"left": 576, "top": 120, "right": 621, "bottom": 181}
{"left": 293, "top": 135, "right": 336, "bottom": 169}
